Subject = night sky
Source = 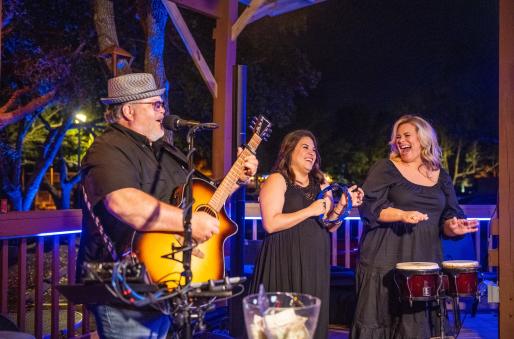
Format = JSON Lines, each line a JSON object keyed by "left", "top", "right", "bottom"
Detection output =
{"left": 0, "top": 0, "right": 499, "bottom": 200}
{"left": 250, "top": 0, "right": 498, "bottom": 184}
{"left": 299, "top": 0, "right": 497, "bottom": 116}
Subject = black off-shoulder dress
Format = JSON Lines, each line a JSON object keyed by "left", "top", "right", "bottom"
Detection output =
{"left": 250, "top": 174, "right": 330, "bottom": 339}
{"left": 350, "top": 159, "right": 465, "bottom": 339}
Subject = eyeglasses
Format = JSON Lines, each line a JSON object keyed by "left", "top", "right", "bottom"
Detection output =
{"left": 130, "top": 101, "right": 165, "bottom": 111}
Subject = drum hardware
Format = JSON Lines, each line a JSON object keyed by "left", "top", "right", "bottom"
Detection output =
{"left": 395, "top": 261, "right": 483, "bottom": 339}
{"left": 83, "top": 261, "right": 147, "bottom": 284}
{"left": 394, "top": 262, "right": 442, "bottom": 307}
{"left": 441, "top": 260, "right": 482, "bottom": 336}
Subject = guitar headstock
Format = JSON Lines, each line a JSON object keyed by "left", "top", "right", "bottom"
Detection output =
{"left": 250, "top": 115, "right": 272, "bottom": 141}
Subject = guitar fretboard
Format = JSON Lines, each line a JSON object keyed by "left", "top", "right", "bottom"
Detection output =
{"left": 209, "top": 134, "right": 262, "bottom": 211}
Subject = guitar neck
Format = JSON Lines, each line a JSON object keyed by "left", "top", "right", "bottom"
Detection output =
{"left": 209, "top": 134, "right": 262, "bottom": 211}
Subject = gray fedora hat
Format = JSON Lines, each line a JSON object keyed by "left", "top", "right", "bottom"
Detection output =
{"left": 100, "top": 73, "right": 165, "bottom": 105}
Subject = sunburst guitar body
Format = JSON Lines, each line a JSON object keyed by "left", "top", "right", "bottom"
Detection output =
{"left": 132, "top": 115, "right": 271, "bottom": 291}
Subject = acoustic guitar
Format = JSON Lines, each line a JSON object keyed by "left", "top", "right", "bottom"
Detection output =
{"left": 132, "top": 115, "right": 271, "bottom": 291}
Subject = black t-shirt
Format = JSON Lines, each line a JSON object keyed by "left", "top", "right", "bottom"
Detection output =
{"left": 77, "top": 123, "right": 189, "bottom": 279}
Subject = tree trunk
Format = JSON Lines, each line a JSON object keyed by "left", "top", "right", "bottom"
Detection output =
{"left": 452, "top": 138, "right": 462, "bottom": 185}
{"left": 94, "top": 0, "right": 131, "bottom": 75}
{"left": 60, "top": 185, "right": 72, "bottom": 209}
{"left": 6, "top": 188, "right": 22, "bottom": 211}
{"left": 143, "top": 0, "right": 173, "bottom": 141}
{"left": 144, "top": 0, "right": 169, "bottom": 95}
{"left": 59, "top": 157, "right": 82, "bottom": 209}
{"left": 22, "top": 115, "right": 74, "bottom": 211}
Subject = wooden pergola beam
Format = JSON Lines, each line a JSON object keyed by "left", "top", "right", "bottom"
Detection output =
{"left": 171, "top": 0, "right": 327, "bottom": 179}
{"left": 231, "top": 0, "right": 266, "bottom": 41}
{"left": 171, "top": 0, "right": 221, "bottom": 18}
{"left": 162, "top": 0, "right": 218, "bottom": 98}
{"left": 249, "top": 0, "right": 327, "bottom": 25}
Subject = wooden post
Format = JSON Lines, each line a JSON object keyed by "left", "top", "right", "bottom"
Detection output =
{"left": 212, "top": 0, "right": 238, "bottom": 178}
{"left": 499, "top": 0, "right": 514, "bottom": 336}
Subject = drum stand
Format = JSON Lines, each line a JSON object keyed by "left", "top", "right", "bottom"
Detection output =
{"left": 425, "top": 295, "right": 452, "bottom": 339}
{"left": 429, "top": 278, "right": 453, "bottom": 339}
{"left": 436, "top": 296, "right": 450, "bottom": 339}
{"left": 446, "top": 291, "right": 481, "bottom": 337}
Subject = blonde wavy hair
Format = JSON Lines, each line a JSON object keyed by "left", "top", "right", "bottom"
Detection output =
{"left": 389, "top": 115, "right": 442, "bottom": 171}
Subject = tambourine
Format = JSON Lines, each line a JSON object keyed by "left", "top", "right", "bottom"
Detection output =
{"left": 316, "top": 183, "right": 353, "bottom": 226}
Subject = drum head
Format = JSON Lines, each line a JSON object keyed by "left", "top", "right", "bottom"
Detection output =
{"left": 442, "top": 260, "right": 479, "bottom": 269}
{"left": 395, "top": 262, "right": 440, "bottom": 270}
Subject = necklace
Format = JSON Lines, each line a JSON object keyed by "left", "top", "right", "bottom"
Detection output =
{"left": 291, "top": 178, "right": 315, "bottom": 201}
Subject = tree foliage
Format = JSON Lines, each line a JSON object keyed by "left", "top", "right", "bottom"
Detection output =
{"left": 0, "top": 0, "right": 104, "bottom": 210}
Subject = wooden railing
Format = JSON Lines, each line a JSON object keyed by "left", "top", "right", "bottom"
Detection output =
{"left": 0, "top": 204, "right": 496, "bottom": 338}
{"left": 245, "top": 203, "right": 497, "bottom": 269}
{"left": 0, "top": 209, "right": 93, "bottom": 339}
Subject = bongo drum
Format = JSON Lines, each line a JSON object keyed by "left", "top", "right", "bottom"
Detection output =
{"left": 441, "top": 260, "right": 480, "bottom": 297}
{"left": 394, "top": 262, "right": 442, "bottom": 305}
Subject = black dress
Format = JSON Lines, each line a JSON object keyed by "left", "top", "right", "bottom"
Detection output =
{"left": 350, "top": 159, "right": 465, "bottom": 339}
{"left": 250, "top": 174, "right": 331, "bottom": 339}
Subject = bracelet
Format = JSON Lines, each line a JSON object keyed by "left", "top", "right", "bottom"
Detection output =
{"left": 323, "top": 219, "right": 343, "bottom": 227}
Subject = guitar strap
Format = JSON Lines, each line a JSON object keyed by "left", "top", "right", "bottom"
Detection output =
{"left": 81, "top": 185, "right": 119, "bottom": 261}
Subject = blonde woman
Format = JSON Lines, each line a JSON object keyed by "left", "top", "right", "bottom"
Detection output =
{"left": 350, "top": 115, "right": 478, "bottom": 339}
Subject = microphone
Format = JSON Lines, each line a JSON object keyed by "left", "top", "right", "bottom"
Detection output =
{"left": 190, "top": 276, "right": 247, "bottom": 289}
{"left": 162, "top": 115, "right": 218, "bottom": 131}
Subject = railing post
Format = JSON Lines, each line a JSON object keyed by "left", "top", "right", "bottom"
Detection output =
{"left": 51, "top": 236, "right": 60, "bottom": 338}
{"left": 345, "top": 220, "right": 351, "bottom": 268}
{"left": 331, "top": 231, "right": 338, "bottom": 266}
{"left": 35, "top": 237, "right": 44, "bottom": 339}
{"left": 17, "top": 238, "right": 27, "bottom": 332}
{"left": 0, "top": 240, "right": 8, "bottom": 315}
{"left": 67, "top": 234, "right": 76, "bottom": 338}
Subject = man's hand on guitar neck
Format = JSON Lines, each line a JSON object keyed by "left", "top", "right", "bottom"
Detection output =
{"left": 232, "top": 147, "right": 259, "bottom": 190}
{"left": 191, "top": 211, "right": 220, "bottom": 244}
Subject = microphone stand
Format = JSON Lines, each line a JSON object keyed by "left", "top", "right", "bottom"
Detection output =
{"left": 176, "top": 124, "right": 210, "bottom": 339}
{"left": 172, "top": 125, "right": 200, "bottom": 339}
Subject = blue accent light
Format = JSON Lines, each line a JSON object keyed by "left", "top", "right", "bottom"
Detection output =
{"left": 244, "top": 216, "right": 490, "bottom": 221}
{"left": 245, "top": 216, "right": 262, "bottom": 220}
{"left": 37, "top": 230, "right": 82, "bottom": 237}
{"left": 30, "top": 218, "right": 491, "bottom": 238}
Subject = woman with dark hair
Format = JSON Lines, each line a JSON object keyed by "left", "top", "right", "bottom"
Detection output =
{"left": 250, "top": 130, "right": 364, "bottom": 338}
{"left": 350, "top": 115, "right": 479, "bottom": 338}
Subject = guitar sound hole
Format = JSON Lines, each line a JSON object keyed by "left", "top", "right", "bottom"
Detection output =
{"left": 196, "top": 205, "right": 217, "bottom": 218}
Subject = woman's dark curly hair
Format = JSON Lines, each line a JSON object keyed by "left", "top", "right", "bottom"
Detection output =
{"left": 272, "top": 129, "right": 325, "bottom": 185}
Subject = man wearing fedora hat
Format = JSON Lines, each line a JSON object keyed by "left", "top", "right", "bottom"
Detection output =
{"left": 77, "top": 73, "right": 258, "bottom": 338}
